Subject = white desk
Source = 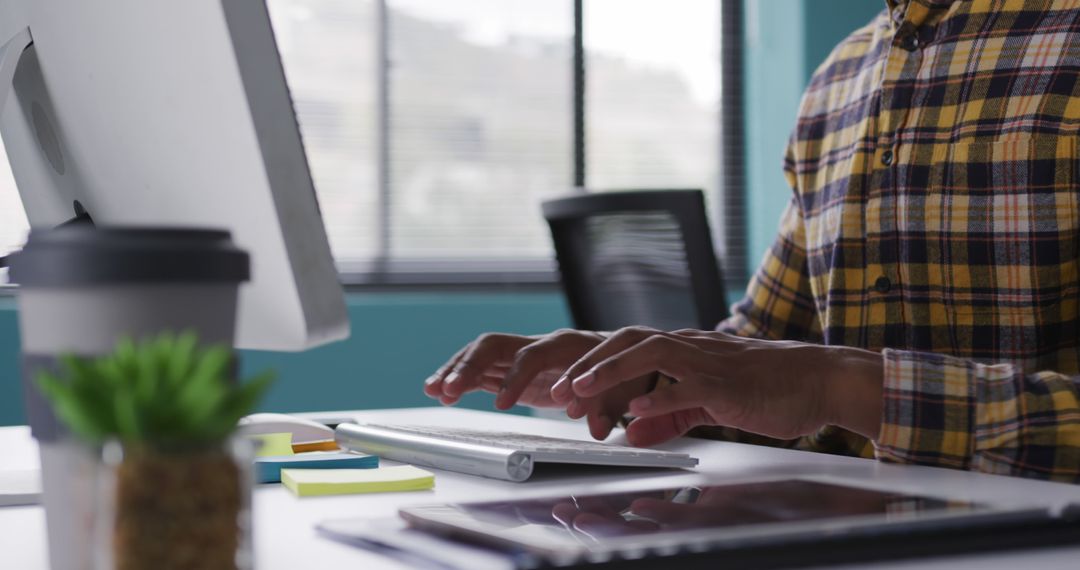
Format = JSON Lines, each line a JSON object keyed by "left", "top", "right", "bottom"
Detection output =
{"left": 3, "top": 407, "right": 1080, "bottom": 569}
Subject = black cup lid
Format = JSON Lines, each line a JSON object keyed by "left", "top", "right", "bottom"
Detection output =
{"left": 8, "top": 226, "right": 250, "bottom": 287}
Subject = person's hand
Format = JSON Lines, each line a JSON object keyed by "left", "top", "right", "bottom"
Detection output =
{"left": 423, "top": 329, "right": 657, "bottom": 438}
{"left": 549, "top": 327, "right": 884, "bottom": 447}
{"left": 424, "top": 330, "right": 598, "bottom": 408}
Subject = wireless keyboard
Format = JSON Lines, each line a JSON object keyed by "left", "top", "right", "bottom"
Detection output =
{"left": 334, "top": 423, "right": 699, "bottom": 482}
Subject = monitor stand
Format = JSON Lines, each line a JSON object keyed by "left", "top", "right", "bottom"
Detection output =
{"left": 0, "top": 29, "right": 87, "bottom": 271}
{"left": 0, "top": 27, "right": 32, "bottom": 113}
{"left": 0, "top": 27, "right": 30, "bottom": 269}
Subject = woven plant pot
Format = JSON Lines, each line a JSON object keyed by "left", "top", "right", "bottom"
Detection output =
{"left": 96, "top": 440, "right": 253, "bottom": 570}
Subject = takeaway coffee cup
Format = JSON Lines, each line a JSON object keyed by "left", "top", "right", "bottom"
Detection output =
{"left": 8, "top": 225, "right": 250, "bottom": 570}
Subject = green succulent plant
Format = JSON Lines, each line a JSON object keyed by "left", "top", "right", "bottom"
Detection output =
{"left": 37, "top": 331, "right": 275, "bottom": 447}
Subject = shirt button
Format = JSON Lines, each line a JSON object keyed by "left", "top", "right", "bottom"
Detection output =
{"left": 873, "top": 276, "right": 892, "bottom": 294}
{"left": 899, "top": 31, "right": 920, "bottom": 51}
{"left": 881, "top": 149, "right": 894, "bottom": 166}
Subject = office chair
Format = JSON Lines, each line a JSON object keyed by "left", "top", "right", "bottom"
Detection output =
{"left": 542, "top": 189, "right": 728, "bottom": 332}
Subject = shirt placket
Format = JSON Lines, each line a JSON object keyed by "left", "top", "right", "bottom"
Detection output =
{"left": 866, "top": 3, "right": 929, "bottom": 347}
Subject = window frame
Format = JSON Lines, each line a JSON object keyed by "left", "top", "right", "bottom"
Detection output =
{"left": 345, "top": 0, "right": 745, "bottom": 289}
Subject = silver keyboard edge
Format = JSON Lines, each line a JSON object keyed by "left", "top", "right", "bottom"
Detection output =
{"left": 335, "top": 423, "right": 530, "bottom": 481}
{"left": 335, "top": 423, "right": 699, "bottom": 482}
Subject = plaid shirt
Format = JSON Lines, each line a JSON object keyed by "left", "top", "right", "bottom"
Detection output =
{"left": 718, "top": 0, "right": 1080, "bottom": 482}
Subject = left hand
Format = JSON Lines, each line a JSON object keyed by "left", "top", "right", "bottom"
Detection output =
{"left": 548, "top": 327, "right": 884, "bottom": 447}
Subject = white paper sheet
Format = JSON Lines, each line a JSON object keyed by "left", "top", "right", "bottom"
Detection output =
{"left": 0, "top": 469, "right": 41, "bottom": 507}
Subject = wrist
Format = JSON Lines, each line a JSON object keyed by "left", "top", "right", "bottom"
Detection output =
{"left": 825, "top": 347, "right": 884, "bottom": 441}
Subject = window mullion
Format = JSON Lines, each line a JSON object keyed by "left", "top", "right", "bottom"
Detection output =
{"left": 374, "top": 0, "right": 392, "bottom": 276}
{"left": 573, "top": 0, "right": 586, "bottom": 192}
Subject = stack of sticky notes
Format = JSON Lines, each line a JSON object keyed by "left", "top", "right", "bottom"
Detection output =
{"left": 251, "top": 432, "right": 296, "bottom": 458}
{"left": 250, "top": 431, "right": 380, "bottom": 484}
{"left": 281, "top": 465, "right": 435, "bottom": 497}
{"left": 256, "top": 452, "right": 379, "bottom": 484}
{"left": 248, "top": 430, "right": 436, "bottom": 496}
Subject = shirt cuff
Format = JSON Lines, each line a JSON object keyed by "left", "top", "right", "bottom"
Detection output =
{"left": 873, "top": 348, "right": 978, "bottom": 469}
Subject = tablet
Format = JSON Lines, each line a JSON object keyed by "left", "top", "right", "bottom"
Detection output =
{"left": 398, "top": 477, "right": 1077, "bottom": 568}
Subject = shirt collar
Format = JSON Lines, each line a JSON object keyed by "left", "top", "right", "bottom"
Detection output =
{"left": 884, "top": 0, "right": 960, "bottom": 27}
{"left": 885, "top": 0, "right": 961, "bottom": 10}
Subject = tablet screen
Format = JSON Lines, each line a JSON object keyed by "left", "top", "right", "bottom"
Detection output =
{"left": 433, "top": 480, "right": 983, "bottom": 542}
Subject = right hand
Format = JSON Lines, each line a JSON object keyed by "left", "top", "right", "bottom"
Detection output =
{"left": 423, "top": 329, "right": 657, "bottom": 440}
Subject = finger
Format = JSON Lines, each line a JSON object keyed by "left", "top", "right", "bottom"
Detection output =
{"left": 550, "top": 327, "right": 657, "bottom": 404}
{"left": 443, "top": 334, "right": 529, "bottom": 398}
{"left": 566, "top": 397, "right": 586, "bottom": 419}
{"left": 571, "top": 335, "right": 703, "bottom": 398}
{"left": 628, "top": 381, "right": 710, "bottom": 418}
{"left": 586, "top": 410, "right": 615, "bottom": 441}
{"left": 566, "top": 398, "right": 615, "bottom": 445}
{"left": 624, "top": 408, "right": 713, "bottom": 447}
{"left": 438, "top": 373, "right": 505, "bottom": 406}
{"left": 496, "top": 331, "right": 592, "bottom": 410}
{"left": 478, "top": 374, "right": 503, "bottom": 393}
{"left": 424, "top": 345, "right": 469, "bottom": 398}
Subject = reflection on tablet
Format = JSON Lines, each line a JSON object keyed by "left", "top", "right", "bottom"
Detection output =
{"left": 389, "top": 479, "right": 1070, "bottom": 567}
{"left": 448, "top": 480, "right": 977, "bottom": 543}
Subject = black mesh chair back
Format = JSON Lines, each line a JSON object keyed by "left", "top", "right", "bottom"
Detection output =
{"left": 542, "top": 189, "right": 728, "bottom": 332}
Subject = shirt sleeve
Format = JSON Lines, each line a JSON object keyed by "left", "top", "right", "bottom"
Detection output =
{"left": 717, "top": 195, "right": 823, "bottom": 343}
{"left": 875, "top": 349, "right": 1080, "bottom": 482}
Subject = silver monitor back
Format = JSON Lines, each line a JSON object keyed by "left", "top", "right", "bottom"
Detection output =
{"left": 0, "top": 0, "right": 349, "bottom": 351}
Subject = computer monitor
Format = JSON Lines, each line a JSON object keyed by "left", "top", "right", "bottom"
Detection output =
{"left": 0, "top": 0, "right": 349, "bottom": 351}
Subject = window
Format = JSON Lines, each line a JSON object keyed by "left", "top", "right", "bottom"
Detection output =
{"left": 385, "top": 0, "right": 573, "bottom": 270}
{"left": 275, "top": 0, "right": 574, "bottom": 282}
{"left": 1, "top": 1, "right": 742, "bottom": 286}
{"left": 268, "top": 0, "right": 380, "bottom": 263}
{"left": 585, "top": 0, "right": 719, "bottom": 194}
{"left": 583, "top": 0, "right": 741, "bottom": 285}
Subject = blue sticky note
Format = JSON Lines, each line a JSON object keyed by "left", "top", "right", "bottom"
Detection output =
{"left": 256, "top": 452, "right": 379, "bottom": 484}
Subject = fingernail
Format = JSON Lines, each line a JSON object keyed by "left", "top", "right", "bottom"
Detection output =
{"left": 424, "top": 375, "right": 440, "bottom": 386}
{"left": 634, "top": 396, "right": 652, "bottom": 410}
{"left": 551, "top": 376, "right": 569, "bottom": 395}
{"left": 445, "top": 372, "right": 460, "bottom": 385}
{"left": 572, "top": 373, "right": 594, "bottom": 389}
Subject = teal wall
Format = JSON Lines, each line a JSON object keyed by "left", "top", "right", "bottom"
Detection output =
{"left": 742, "top": 0, "right": 885, "bottom": 274}
{"left": 0, "top": 293, "right": 571, "bottom": 426}
{"left": 0, "top": 297, "right": 20, "bottom": 426}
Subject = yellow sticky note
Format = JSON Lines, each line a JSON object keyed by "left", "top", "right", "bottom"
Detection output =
{"left": 281, "top": 465, "right": 434, "bottom": 497}
{"left": 251, "top": 432, "right": 294, "bottom": 457}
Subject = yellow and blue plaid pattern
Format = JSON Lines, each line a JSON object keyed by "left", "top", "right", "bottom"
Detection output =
{"left": 719, "top": 0, "right": 1080, "bottom": 481}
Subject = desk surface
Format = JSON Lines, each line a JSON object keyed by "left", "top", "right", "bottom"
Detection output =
{"left": 3, "top": 407, "right": 1080, "bottom": 569}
